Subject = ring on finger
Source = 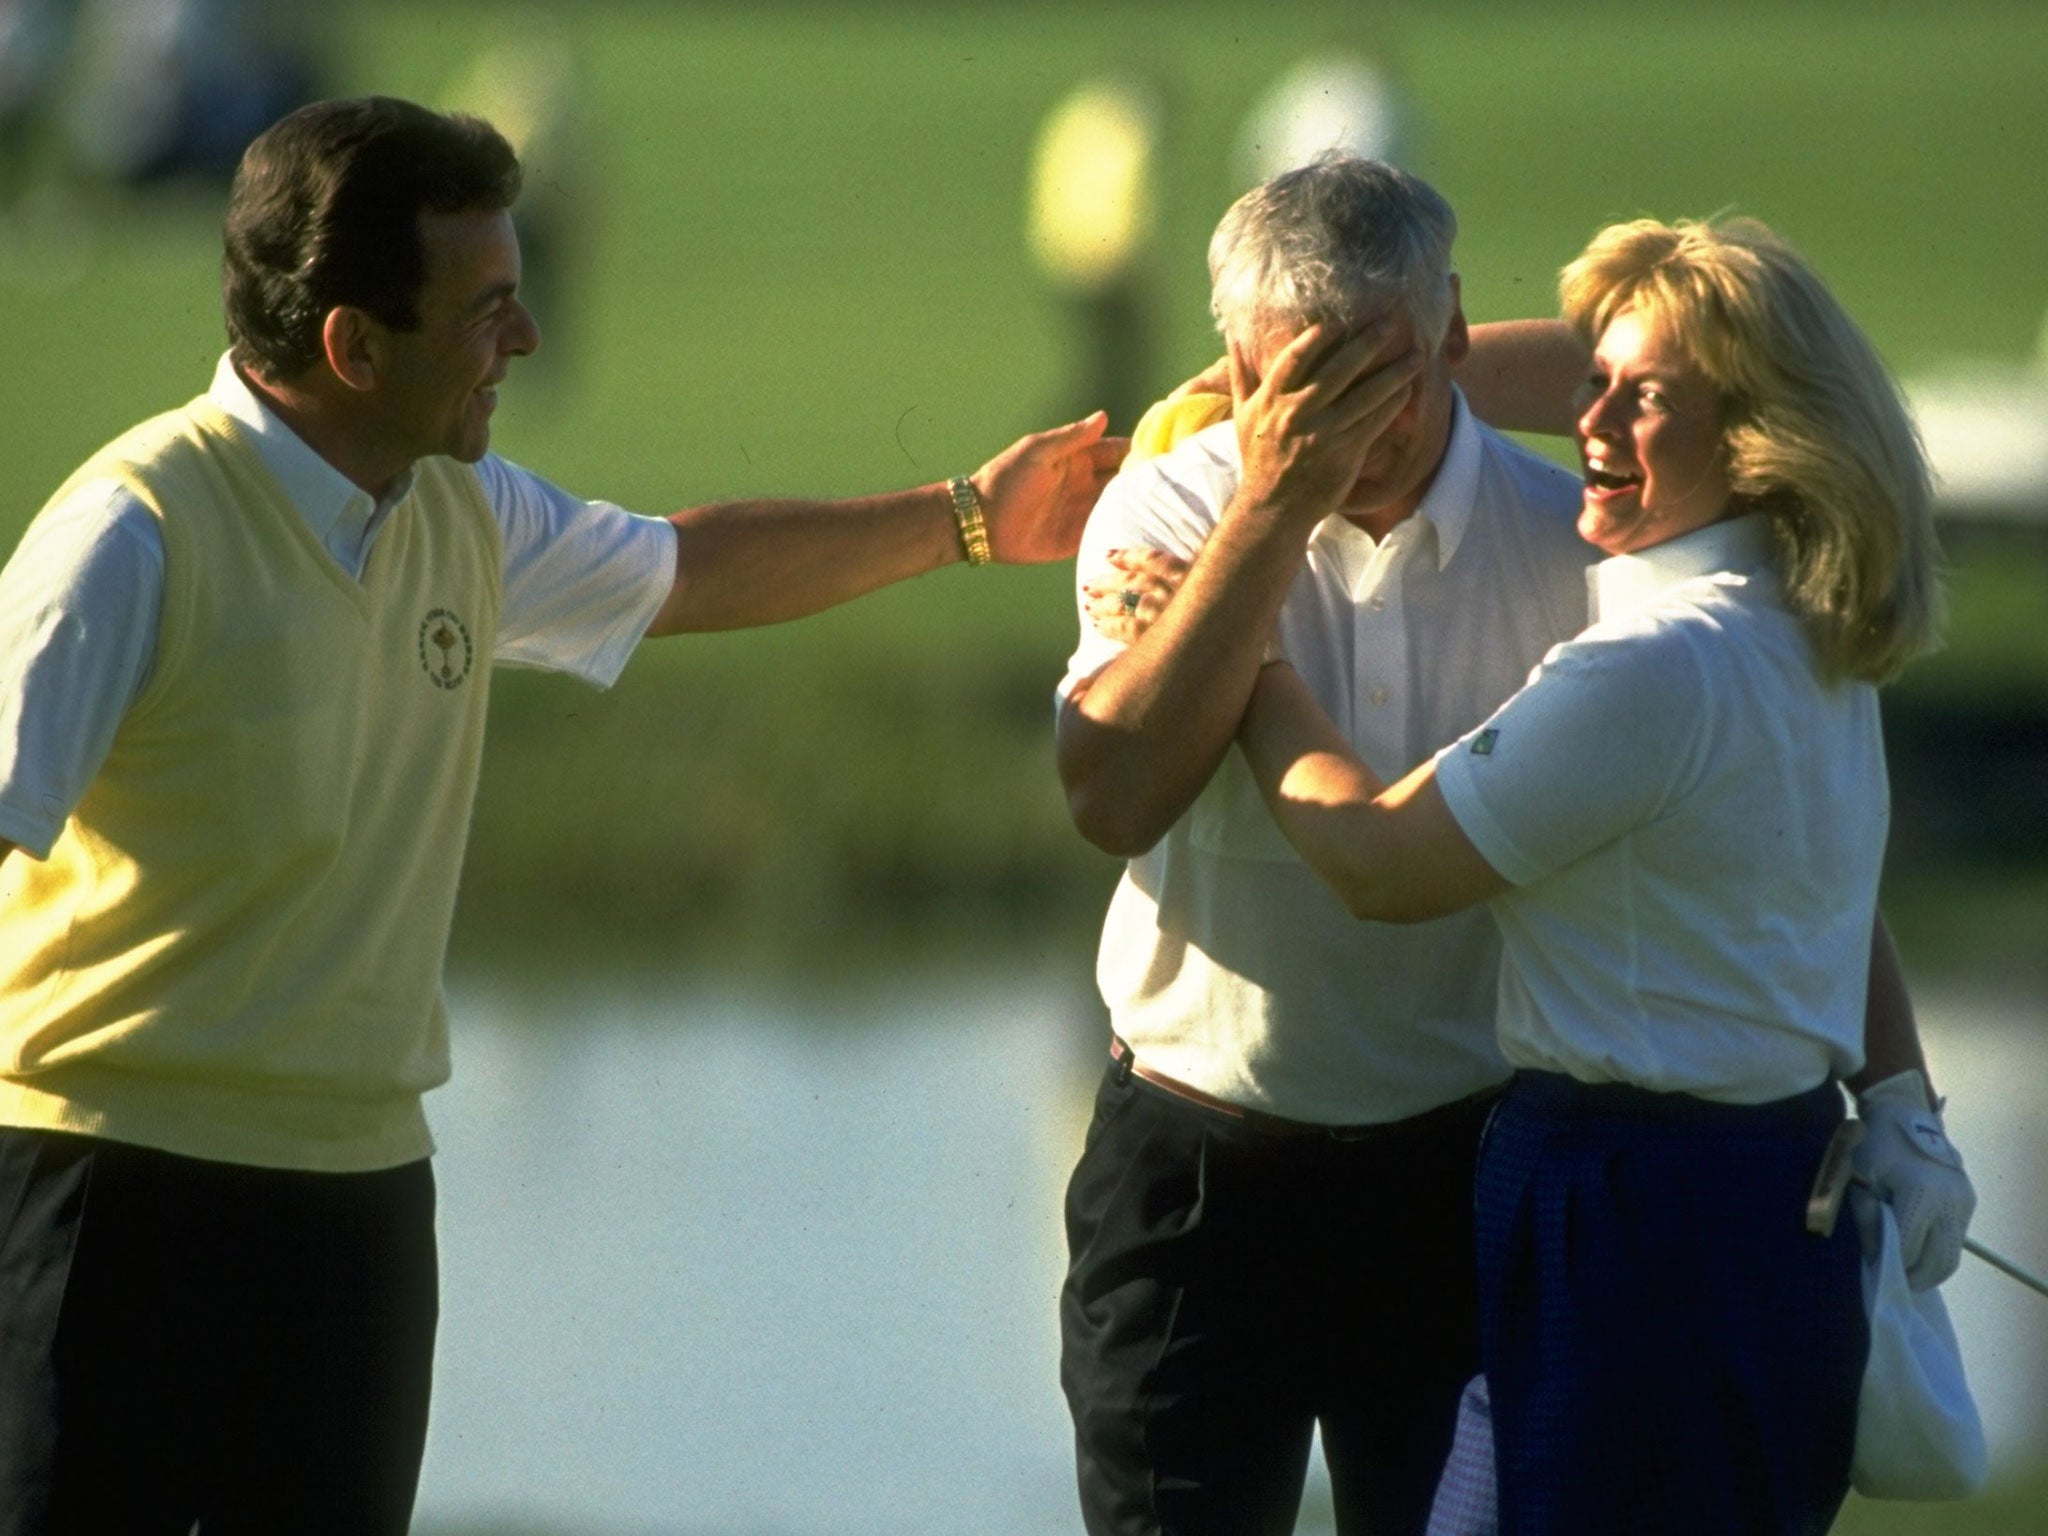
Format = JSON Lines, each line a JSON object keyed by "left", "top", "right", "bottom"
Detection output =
{"left": 1119, "top": 589, "right": 1141, "bottom": 614}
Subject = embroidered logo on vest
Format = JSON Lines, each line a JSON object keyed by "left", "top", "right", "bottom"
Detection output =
{"left": 418, "top": 608, "right": 475, "bottom": 690}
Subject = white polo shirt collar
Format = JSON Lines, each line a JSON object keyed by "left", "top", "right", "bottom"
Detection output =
{"left": 1591, "top": 512, "right": 1775, "bottom": 626}
{"left": 208, "top": 353, "right": 415, "bottom": 576}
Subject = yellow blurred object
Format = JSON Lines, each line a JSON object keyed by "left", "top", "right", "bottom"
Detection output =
{"left": 1027, "top": 78, "right": 1161, "bottom": 293}
{"left": 1128, "top": 392, "right": 1232, "bottom": 461}
{"left": 443, "top": 17, "right": 578, "bottom": 168}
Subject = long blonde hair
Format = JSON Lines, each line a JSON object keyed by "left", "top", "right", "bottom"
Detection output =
{"left": 1561, "top": 216, "right": 1942, "bottom": 684}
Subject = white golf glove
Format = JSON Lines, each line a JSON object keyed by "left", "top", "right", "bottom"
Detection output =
{"left": 1850, "top": 1069, "right": 1975, "bottom": 1291}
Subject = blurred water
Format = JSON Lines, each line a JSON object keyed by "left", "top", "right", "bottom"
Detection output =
{"left": 417, "top": 969, "right": 1099, "bottom": 1534}
{"left": 413, "top": 973, "right": 2048, "bottom": 1534}
{"left": 1912, "top": 986, "right": 2048, "bottom": 1471}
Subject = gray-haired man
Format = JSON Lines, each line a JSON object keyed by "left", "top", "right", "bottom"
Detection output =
{"left": 1051, "top": 157, "right": 1593, "bottom": 1535}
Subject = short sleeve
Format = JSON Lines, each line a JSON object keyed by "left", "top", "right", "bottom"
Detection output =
{"left": 477, "top": 455, "right": 678, "bottom": 688}
{"left": 0, "top": 482, "right": 164, "bottom": 856}
{"left": 1058, "top": 427, "right": 1235, "bottom": 703}
{"left": 1433, "top": 623, "right": 1707, "bottom": 885}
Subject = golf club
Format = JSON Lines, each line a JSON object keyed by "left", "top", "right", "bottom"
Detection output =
{"left": 1963, "top": 1237, "right": 2048, "bottom": 1303}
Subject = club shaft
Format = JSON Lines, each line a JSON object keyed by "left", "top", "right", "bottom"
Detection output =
{"left": 1965, "top": 1236, "right": 2048, "bottom": 1301}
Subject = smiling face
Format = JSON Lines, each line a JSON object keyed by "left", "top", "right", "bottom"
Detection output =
{"left": 369, "top": 207, "right": 540, "bottom": 471}
{"left": 1574, "top": 307, "right": 1733, "bottom": 556}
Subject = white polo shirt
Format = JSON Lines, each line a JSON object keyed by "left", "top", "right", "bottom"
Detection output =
{"left": 1433, "top": 515, "right": 1884, "bottom": 1104}
{"left": 1062, "top": 394, "right": 1593, "bottom": 1124}
{"left": 0, "top": 354, "right": 677, "bottom": 858}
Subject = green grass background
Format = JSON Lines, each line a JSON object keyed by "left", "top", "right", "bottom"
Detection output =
{"left": 2, "top": 0, "right": 2044, "bottom": 983}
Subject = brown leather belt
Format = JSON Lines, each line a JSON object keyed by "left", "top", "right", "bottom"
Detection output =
{"left": 1109, "top": 1035, "right": 1498, "bottom": 1142}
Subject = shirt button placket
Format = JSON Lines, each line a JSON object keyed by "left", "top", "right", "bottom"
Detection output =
{"left": 1356, "top": 544, "right": 1409, "bottom": 768}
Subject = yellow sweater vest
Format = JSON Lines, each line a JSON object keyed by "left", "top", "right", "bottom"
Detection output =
{"left": 0, "top": 399, "right": 501, "bottom": 1170}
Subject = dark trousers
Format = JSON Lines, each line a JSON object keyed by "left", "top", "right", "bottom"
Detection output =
{"left": 1060, "top": 1058, "right": 1493, "bottom": 1536}
{"left": 1477, "top": 1072, "right": 1865, "bottom": 1536}
{"left": 0, "top": 1128, "right": 439, "bottom": 1535}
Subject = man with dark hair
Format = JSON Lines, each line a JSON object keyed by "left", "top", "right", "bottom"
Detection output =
{"left": 220, "top": 96, "right": 527, "bottom": 378}
{"left": 0, "top": 95, "right": 1119, "bottom": 1533}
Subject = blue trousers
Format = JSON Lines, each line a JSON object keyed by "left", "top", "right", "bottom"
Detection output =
{"left": 1476, "top": 1072, "right": 1865, "bottom": 1536}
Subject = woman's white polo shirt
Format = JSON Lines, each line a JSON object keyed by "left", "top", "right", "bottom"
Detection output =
{"left": 1433, "top": 515, "right": 1887, "bottom": 1103}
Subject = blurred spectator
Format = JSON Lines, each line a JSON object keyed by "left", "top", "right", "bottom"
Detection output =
{"left": 444, "top": 15, "right": 583, "bottom": 383}
{"left": 1027, "top": 75, "right": 1164, "bottom": 433}
{"left": 1237, "top": 45, "right": 1416, "bottom": 186}
{"left": 62, "top": 0, "right": 322, "bottom": 186}
{"left": 0, "top": 0, "right": 75, "bottom": 204}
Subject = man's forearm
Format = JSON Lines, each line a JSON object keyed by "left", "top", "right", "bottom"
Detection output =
{"left": 1057, "top": 508, "right": 1311, "bottom": 856}
{"left": 646, "top": 412, "right": 1119, "bottom": 635}
{"left": 649, "top": 488, "right": 964, "bottom": 635}
{"left": 1060, "top": 318, "right": 1422, "bottom": 854}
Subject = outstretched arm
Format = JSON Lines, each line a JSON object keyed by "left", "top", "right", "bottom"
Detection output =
{"left": 1235, "top": 661, "right": 1508, "bottom": 922}
{"left": 1456, "top": 320, "right": 1588, "bottom": 438}
{"left": 646, "top": 413, "right": 1126, "bottom": 635}
{"left": 1056, "top": 321, "right": 1421, "bottom": 857}
{"left": 1160, "top": 319, "right": 1590, "bottom": 439}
